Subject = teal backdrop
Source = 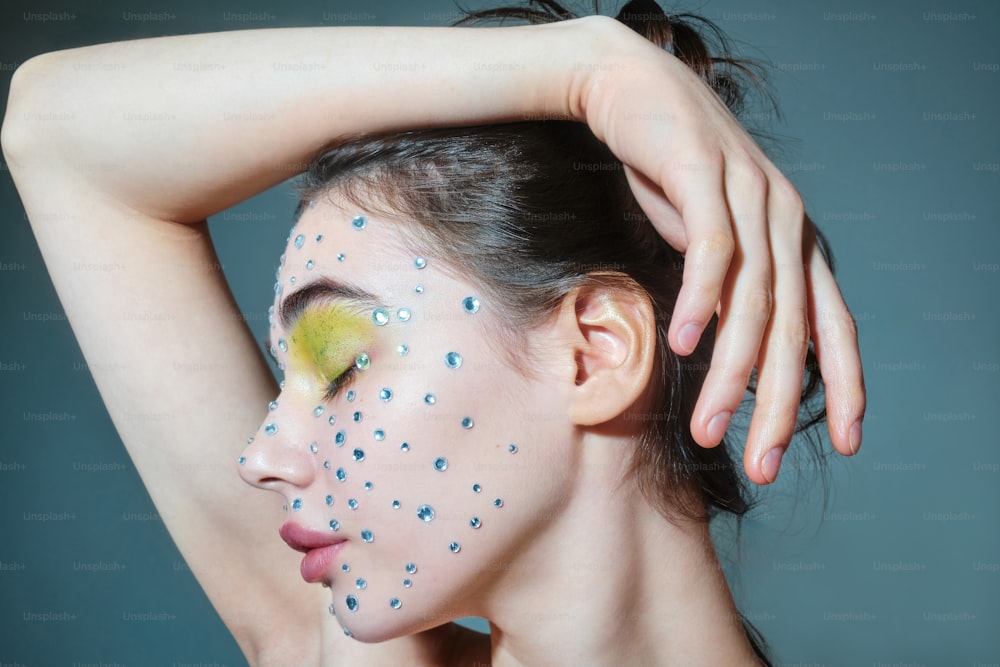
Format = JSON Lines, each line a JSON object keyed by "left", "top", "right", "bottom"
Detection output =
{"left": 1, "top": 0, "right": 998, "bottom": 664}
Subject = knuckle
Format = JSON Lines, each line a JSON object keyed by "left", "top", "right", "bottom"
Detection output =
{"left": 781, "top": 310, "right": 811, "bottom": 352}
{"left": 742, "top": 164, "right": 769, "bottom": 192}
{"left": 693, "top": 229, "right": 735, "bottom": 266}
{"left": 741, "top": 281, "right": 773, "bottom": 322}
{"left": 770, "top": 175, "right": 806, "bottom": 224}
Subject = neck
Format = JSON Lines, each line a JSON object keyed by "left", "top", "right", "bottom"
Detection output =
{"left": 478, "top": 436, "right": 762, "bottom": 667}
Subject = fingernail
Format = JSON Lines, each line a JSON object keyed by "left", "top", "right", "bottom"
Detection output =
{"left": 849, "top": 420, "right": 863, "bottom": 455}
{"left": 707, "top": 411, "right": 731, "bottom": 445}
{"left": 679, "top": 322, "right": 702, "bottom": 354}
{"left": 761, "top": 446, "right": 786, "bottom": 484}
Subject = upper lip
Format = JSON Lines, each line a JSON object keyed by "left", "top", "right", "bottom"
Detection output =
{"left": 279, "top": 521, "right": 346, "bottom": 553}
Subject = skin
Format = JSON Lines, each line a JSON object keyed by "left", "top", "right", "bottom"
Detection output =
{"left": 241, "top": 201, "right": 761, "bottom": 665}
{"left": 2, "top": 13, "right": 864, "bottom": 665}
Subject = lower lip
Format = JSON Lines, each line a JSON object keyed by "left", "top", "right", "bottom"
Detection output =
{"left": 300, "top": 542, "right": 346, "bottom": 583}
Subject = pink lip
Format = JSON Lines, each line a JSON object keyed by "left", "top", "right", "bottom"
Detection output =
{"left": 279, "top": 521, "right": 347, "bottom": 583}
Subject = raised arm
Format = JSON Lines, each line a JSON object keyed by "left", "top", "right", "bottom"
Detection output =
{"left": 2, "top": 13, "right": 863, "bottom": 661}
{"left": 1, "top": 21, "right": 592, "bottom": 665}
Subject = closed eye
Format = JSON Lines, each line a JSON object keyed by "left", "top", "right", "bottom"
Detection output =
{"left": 324, "top": 366, "right": 358, "bottom": 401}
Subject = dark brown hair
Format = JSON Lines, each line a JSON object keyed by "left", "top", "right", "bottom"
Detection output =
{"left": 293, "top": 2, "right": 828, "bottom": 660}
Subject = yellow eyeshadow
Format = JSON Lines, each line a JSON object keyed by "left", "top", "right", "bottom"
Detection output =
{"left": 288, "top": 304, "right": 373, "bottom": 382}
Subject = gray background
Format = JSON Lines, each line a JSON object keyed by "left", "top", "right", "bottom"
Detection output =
{"left": 1, "top": 0, "right": 997, "bottom": 665}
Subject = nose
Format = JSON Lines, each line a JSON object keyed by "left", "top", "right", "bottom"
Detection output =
{"left": 238, "top": 398, "right": 316, "bottom": 492}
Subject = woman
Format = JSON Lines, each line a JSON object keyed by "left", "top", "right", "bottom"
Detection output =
{"left": 2, "top": 1, "right": 865, "bottom": 664}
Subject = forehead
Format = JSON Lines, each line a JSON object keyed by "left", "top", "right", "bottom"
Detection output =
{"left": 270, "top": 199, "right": 484, "bottom": 337}
{"left": 276, "top": 202, "right": 416, "bottom": 308}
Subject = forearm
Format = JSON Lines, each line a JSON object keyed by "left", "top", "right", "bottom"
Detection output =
{"left": 3, "top": 19, "right": 603, "bottom": 222}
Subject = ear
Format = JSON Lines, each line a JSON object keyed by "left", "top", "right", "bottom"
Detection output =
{"left": 550, "top": 280, "right": 657, "bottom": 426}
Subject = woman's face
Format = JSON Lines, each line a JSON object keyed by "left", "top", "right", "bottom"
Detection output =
{"left": 238, "top": 198, "right": 580, "bottom": 641}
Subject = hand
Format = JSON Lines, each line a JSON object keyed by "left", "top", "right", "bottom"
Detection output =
{"left": 572, "top": 16, "right": 865, "bottom": 484}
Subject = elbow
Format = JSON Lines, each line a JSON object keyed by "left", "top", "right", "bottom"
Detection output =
{"left": 1, "top": 52, "right": 61, "bottom": 167}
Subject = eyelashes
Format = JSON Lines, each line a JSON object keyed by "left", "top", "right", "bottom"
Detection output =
{"left": 261, "top": 335, "right": 361, "bottom": 402}
{"left": 324, "top": 366, "right": 358, "bottom": 402}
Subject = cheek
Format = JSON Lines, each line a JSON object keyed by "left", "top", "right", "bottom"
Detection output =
{"left": 311, "top": 304, "right": 564, "bottom": 628}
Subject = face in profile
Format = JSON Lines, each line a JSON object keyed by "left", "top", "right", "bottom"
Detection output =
{"left": 238, "top": 199, "right": 582, "bottom": 641}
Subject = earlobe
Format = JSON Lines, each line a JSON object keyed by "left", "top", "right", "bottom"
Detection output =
{"left": 555, "top": 280, "right": 657, "bottom": 426}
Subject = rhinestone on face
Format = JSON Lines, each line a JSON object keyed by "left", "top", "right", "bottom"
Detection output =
{"left": 352, "top": 215, "right": 367, "bottom": 230}
{"left": 336, "top": 468, "right": 347, "bottom": 482}
{"left": 461, "top": 417, "right": 474, "bottom": 430}
{"left": 277, "top": 338, "right": 287, "bottom": 353}
{"left": 494, "top": 498, "right": 504, "bottom": 508}
{"left": 309, "top": 442, "right": 319, "bottom": 453}
{"left": 325, "top": 495, "right": 334, "bottom": 506}
{"left": 470, "top": 517, "right": 482, "bottom": 529}
{"left": 462, "top": 296, "right": 480, "bottom": 314}
{"left": 433, "top": 457, "right": 448, "bottom": 472}
{"left": 348, "top": 499, "right": 358, "bottom": 509}
{"left": 373, "top": 429, "right": 385, "bottom": 441}
{"left": 335, "top": 430, "right": 346, "bottom": 446}
{"left": 291, "top": 498, "right": 302, "bottom": 511}
{"left": 268, "top": 400, "right": 279, "bottom": 411}
{"left": 392, "top": 500, "right": 401, "bottom": 509}
{"left": 397, "top": 308, "right": 411, "bottom": 322}
{"left": 346, "top": 390, "right": 356, "bottom": 402}
{"left": 473, "top": 484, "right": 482, "bottom": 493}
{"left": 363, "top": 481, "right": 373, "bottom": 491}
{"left": 405, "top": 563, "right": 417, "bottom": 574}
{"left": 316, "top": 234, "right": 323, "bottom": 242}
{"left": 415, "top": 284, "right": 424, "bottom": 294}
{"left": 323, "top": 460, "right": 330, "bottom": 469}
{"left": 361, "top": 529, "right": 374, "bottom": 543}
{"left": 449, "top": 542, "right": 461, "bottom": 553}
{"left": 342, "top": 564, "right": 350, "bottom": 572}
{"left": 329, "top": 519, "right": 340, "bottom": 531}
{"left": 389, "top": 598, "right": 402, "bottom": 609}
{"left": 372, "top": 308, "right": 389, "bottom": 326}
{"left": 424, "top": 394, "right": 436, "bottom": 405}
{"left": 356, "top": 578, "right": 367, "bottom": 589}
{"left": 397, "top": 344, "right": 409, "bottom": 356}
{"left": 328, "top": 414, "right": 337, "bottom": 426}
{"left": 289, "top": 276, "right": 296, "bottom": 285}
{"left": 414, "top": 257, "right": 427, "bottom": 269}
{"left": 355, "top": 353, "right": 370, "bottom": 370}
{"left": 379, "top": 388, "right": 392, "bottom": 402}
{"left": 312, "top": 405, "right": 324, "bottom": 417}
{"left": 400, "top": 442, "right": 410, "bottom": 452}
{"left": 306, "top": 260, "right": 315, "bottom": 270}
{"left": 444, "top": 352, "right": 462, "bottom": 369}
{"left": 337, "top": 253, "right": 345, "bottom": 262}
{"left": 345, "top": 595, "right": 358, "bottom": 611}
{"left": 416, "top": 505, "right": 435, "bottom": 522}
{"left": 328, "top": 603, "right": 335, "bottom": 616}
{"left": 353, "top": 411, "right": 363, "bottom": 423}
{"left": 237, "top": 456, "right": 246, "bottom": 465}
{"left": 264, "top": 423, "right": 278, "bottom": 436}
{"left": 508, "top": 443, "right": 518, "bottom": 454}
{"left": 403, "top": 579, "right": 412, "bottom": 588}
{"left": 352, "top": 448, "right": 365, "bottom": 462}
{"left": 293, "top": 233, "right": 305, "bottom": 249}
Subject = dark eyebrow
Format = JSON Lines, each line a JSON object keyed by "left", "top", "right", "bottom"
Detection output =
{"left": 279, "top": 277, "right": 380, "bottom": 330}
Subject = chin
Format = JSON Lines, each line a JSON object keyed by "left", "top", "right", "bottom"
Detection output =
{"left": 337, "top": 605, "right": 462, "bottom": 643}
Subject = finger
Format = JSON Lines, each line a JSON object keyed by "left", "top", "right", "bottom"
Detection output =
{"left": 744, "top": 185, "right": 809, "bottom": 486}
{"left": 665, "top": 157, "right": 733, "bottom": 357}
{"left": 689, "top": 163, "right": 772, "bottom": 449}
{"left": 622, "top": 165, "right": 688, "bottom": 252}
{"left": 804, "top": 229, "right": 867, "bottom": 456}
